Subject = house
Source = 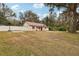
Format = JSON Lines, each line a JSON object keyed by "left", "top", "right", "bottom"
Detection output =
{"left": 23, "top": 21, "right": 49, "bottom": 31}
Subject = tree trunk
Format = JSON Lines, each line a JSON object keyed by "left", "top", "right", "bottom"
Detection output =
{"left": 67, "top": 4, "right": 77, "bottom": 33}
{"left": 68, "top": 11, "right": 77, "bottom": 33}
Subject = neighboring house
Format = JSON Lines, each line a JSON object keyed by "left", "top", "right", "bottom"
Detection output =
{"left": 24, "top": 21, "right": 49, "bottom": 31}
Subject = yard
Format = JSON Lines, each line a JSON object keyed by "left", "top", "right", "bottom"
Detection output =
{"left": 0, "top": 31, "right": 79, "bottom": 56}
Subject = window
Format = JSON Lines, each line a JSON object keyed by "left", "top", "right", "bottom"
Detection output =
{"left": 32, "top": 26, "right": 35, "bottom": 29}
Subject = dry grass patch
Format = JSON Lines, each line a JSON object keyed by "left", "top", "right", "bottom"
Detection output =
{"left": 0, "top": 31, "right": 79, "bottom": 55}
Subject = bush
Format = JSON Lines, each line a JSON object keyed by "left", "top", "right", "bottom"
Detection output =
{"left": 58, "top": 26, "right": 66, "bottom": 31}
{"left": 48, "top": 24, "right": 66, "bottom": 31}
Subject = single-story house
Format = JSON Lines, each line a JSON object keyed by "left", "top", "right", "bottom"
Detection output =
{"left": 23, "top": 21, "right": 49, "bottom": 31}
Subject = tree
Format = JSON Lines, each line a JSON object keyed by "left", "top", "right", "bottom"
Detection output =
{"left": 19, "top": 10, "right": 40, "bottom": 25}
{"left": 57, "top": 13, "right": 68, "bottom": 30}
{"left": 77, "top": 19, "right": 79, "bottom": 30}
{"left": 0, "top": 3, "right": 16, "bottom": 25}
{"left": 42, "top": 13, "right": 56, "bottom": 31}
{"left": 45, "top": 3, "right": 79, "bottom": 33}
{"left": 24, "top": 10, "right": 40, "bottom": 22}
{"left": 0, "top": 3, "right": 10, "bottom": 25}
{"left": 19, "top": 12, "right": 24, "bottom": 25}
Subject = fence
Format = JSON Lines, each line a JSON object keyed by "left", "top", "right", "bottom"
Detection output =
{"left": 0, "top": 26, "right": 27, "bottom": 31}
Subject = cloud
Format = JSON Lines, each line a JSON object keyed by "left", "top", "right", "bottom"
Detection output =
{"left": 11, "top": 4, "right": 25, "bottom": 13}
{"left": 38, "top": 13, "right": 48, "bottom": 20}
{"left": 20, "top": 10, "right": 26, "bottom": 13}
{"left": 33, "top": 3, "right": 44, "bottom": 9}
{"left": 11, "top": 4, "right": 20, "bottom": 12}
{"left": 42, "top": 13, "right": 48, "bottom": 18}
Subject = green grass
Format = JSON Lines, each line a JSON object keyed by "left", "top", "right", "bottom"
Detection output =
{"left": 0, "top": 31, "right": 79, "bottom": 56}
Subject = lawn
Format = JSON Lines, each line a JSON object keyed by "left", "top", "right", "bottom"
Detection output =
{"left": 0, "top": 31, "right": 79, "bottom": 56}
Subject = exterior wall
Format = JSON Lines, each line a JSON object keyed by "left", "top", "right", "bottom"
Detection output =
{"left": 42, "top": 27, "right": 49, "bottom": 31}
{"left": 0, "top": 26, "right": 9, "bottom": 31}
{"left": 31, "top": 26, "right": 40, "bottom": 31}
{"left": 0, "top": 23, "right": 49, "bottom": 31}
{"left": 23, "top": 23, "right": 33, "bottom": 31}
{"left": 28, "top": 26, "right": 49, "bottom": 31}
{"left": 0, "top": 26, "right": 27, "bottom": 31}
{"left": 24, "top": 23, "right": 49, "bottom": 31}
{"left": 0, "top": 26, "right": 49, "bottom": 31}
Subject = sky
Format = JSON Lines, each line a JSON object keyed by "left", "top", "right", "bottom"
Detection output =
{"left": 6, "top": 3, "right": 50, "bottom": 20}
{"left": 6, "top": 3, "right": 65, "bottom": 21}
{"left": 6, "top": 3, "right": 63, "bottom": 20}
